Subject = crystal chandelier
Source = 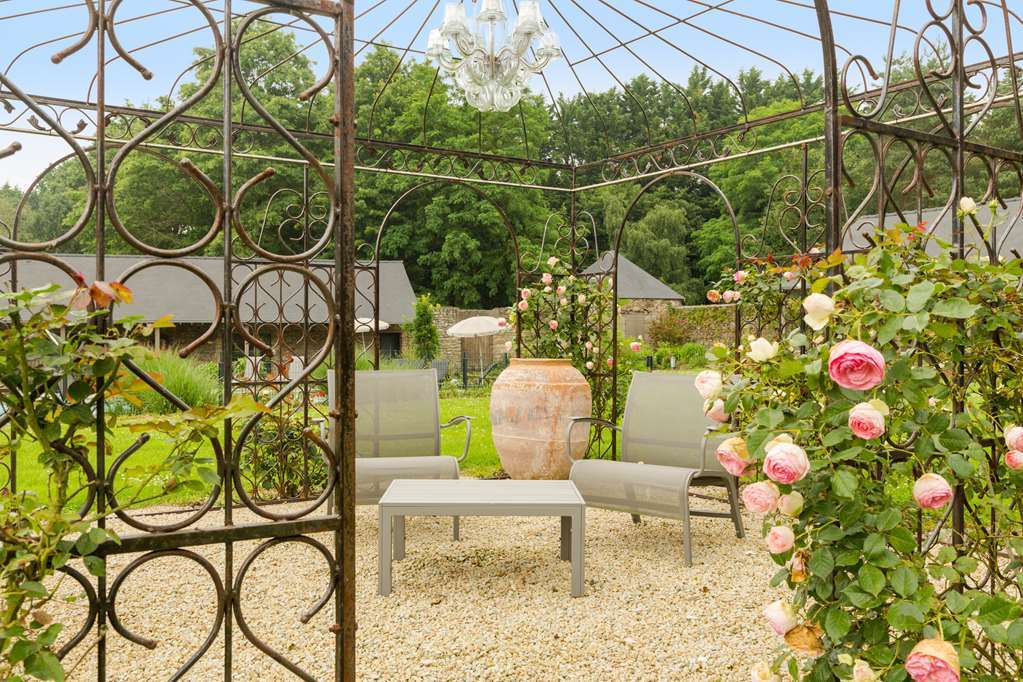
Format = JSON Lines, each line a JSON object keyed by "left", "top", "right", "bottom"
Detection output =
{"left": 426, "top": 0, "right": 562, "bottom": 112}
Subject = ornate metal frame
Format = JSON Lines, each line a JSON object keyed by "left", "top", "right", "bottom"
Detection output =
{"left": 2, "top": 1, "right": 1022, "bottom": 679}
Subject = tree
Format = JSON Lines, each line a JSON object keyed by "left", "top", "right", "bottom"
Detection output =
{"left": 409, "top": 294, "right": 439, "bottom": 361}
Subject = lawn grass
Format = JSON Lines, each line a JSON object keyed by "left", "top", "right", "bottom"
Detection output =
{"left": 8, "top": 396, "right": 502, "bottom": 509}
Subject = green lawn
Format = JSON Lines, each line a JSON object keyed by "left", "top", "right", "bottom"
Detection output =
{"left": 9, "top": 396, "right": 502, "bottom": 509}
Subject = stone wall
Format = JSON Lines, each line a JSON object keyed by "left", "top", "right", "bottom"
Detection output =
{"left": 620, "top": 301, "right": 736, "bottom": 347}
{"left": 434, "top": 305, "right": 515, "bottom": 374}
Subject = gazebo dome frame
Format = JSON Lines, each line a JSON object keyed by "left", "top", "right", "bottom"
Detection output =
{"left": 2, "top": 1, "right": 1022, "bottom": 679}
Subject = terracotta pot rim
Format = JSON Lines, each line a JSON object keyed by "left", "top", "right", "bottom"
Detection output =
{"left": 508, "top": 357, "right": 572, "bottom": 366}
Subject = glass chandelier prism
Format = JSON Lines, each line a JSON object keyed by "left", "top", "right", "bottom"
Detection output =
{"left": 426, "top": 0, "right": 563, "bottom": 113}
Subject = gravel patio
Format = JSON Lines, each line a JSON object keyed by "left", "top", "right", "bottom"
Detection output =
{"left": 52, "top": 500, "right": 780, "bottom": 681}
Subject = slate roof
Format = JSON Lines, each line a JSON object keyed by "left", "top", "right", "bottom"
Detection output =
{"left": 11, "top": 255, "right": 417, "bottom": 325}
{"left": 583, "top": 252, "right": 684, "bottom": 301}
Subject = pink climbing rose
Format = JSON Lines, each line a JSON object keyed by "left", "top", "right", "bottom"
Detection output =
{"left": 629, "top": 341, "right": 642, "bottom": 352}
{"left": 828, "top": 339, "right": 886, "bottom": 391}
{"left": 520, "top": 288, "right": 531, "bottom": 299}
{"left": 705, "top": 399, "right": 728, "bottom": 423}
{"left": 905, "top": 638, "right": 960, "bottom": 682}
{"left": 517, "top": 300, "right": 529, "bottom": 311}
{"left": 762, "top": 599, "right": 798, "bottom": 636}
{"left": 541, "top": 272, "right": 553, "bottom": 285}
{"left": 1004, "top": 425, "right": 1023, "bottom": 451}
{"left": 763, "top": 442, "right": 810, "bottom": 485}
{"left": 912, "top": 473, "right": 953, "bottom": 509}
{"left": 765, "top": 525, "right": 795, "bottom": 554}
{"left": 715, "top": 437, "right": 751, "bottom": 477}
{"left": 734, "top": 270, "right": 748, "bottom": 284}
{"left": 848, "top": 402, "right": 886, "bottom": 440}
{"left": 1005, "top": 450, "right": 1023, "bottom": 471}
{"left": 742, "top": 481, "right": 780, "bottom": 514}
{"left": 548, "top": 320, "right": 559, "bottom": 331}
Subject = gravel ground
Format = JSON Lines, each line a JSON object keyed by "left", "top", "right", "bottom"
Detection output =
{"left": 50, "top": 500, "right": 783, "bottom": 681}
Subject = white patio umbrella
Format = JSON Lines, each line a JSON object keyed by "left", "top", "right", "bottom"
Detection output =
{"left": 354, "top": 317, "right": 390, "bottom": 333}
{"left": 354, "top": 318, "right": 391, "bottom": 355}
{"left": 447, "top": 316, "right": 505, "bottom": 382}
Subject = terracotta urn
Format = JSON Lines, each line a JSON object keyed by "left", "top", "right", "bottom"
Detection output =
{"left": 490, "top": 358, "right": 592, "bottom": 479}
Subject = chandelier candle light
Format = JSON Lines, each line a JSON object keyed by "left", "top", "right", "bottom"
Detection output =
{"left": 427, "top": 0, "right": 562, "bottom": 112}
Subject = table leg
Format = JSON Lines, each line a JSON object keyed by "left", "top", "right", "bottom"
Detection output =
{"left": 560, "top": 516, "right": 571, "bottom": 561}
{"left": 378, "top": 507, "right": 392, "bottom": 596}
{"left": 571, "top": 509, "right": 585, "bottom": 597}
{"left": 394, "top": 515, "right": 406, "bottom": 561}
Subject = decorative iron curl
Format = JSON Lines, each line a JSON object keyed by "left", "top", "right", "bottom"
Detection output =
{"left": 231, "top": 264, "right": 338, "bottom": 521}
{"left": 233, "top": 535, "right": 338, "bottom": 681}
{"left": 106, "top": 549, "right": 225, "bottom": 681}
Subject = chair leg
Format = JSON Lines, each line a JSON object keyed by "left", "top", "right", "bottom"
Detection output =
{"left": 680, "top": 479, "right": 693, "bottom": 567}
{"left": 725, "top": 477, "right": 745, "bottom": 539}
{"left": 452, "top": 515, "right": 460, "bottom": 541}
{"left": 630, "top": 514, "right": 642, "bottom": 525}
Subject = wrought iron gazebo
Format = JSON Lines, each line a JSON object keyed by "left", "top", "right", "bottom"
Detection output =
{"left": 1, "top": 1, "right": 1022, "bottom": 679}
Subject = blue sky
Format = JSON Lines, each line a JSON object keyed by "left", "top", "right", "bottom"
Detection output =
{"left": 0, "top": 1, "right": 1012, "bottom": 188}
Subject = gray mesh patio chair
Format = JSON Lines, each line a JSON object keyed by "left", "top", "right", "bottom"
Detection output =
{"left": 330, "top": 369, "right": 471, "bottom": 537}
{"left": 566, "top": 372, "right": 744, "bottom": 566}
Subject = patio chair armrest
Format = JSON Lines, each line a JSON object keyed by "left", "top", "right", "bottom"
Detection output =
{"left": 564, "top": 417, "right": 620, "bottom": 466}
{"left": 440, "top": 415, "right": 472, "bottom": 463}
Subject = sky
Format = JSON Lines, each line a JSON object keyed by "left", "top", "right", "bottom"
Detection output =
{"left": 0, "top": 0, "right": 1014, "bottom": 189}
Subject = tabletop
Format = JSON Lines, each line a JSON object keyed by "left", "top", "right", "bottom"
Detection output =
{"left": 379, "top": 479, "right": 584, "bottom": 507}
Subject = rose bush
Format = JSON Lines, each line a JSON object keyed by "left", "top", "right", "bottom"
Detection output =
{"left": 706, "top": 206, "right": 1023, "bottom": 681}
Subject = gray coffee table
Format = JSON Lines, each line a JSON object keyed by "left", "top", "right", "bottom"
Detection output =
{"left": 378, "top": 479, "right": 586, "bottom": 597}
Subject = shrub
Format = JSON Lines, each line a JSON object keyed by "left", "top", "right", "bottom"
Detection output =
{"left": 409, "top": 294, "right": 440, "bottom": 361}
{"left": 648, "top": 307, "right": 691, "bottom": 346}
{"left": 126, "top": 349, "right": 221, "bottom": 414}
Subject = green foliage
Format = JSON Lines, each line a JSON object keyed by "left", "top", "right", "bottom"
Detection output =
{"left": 0, "top": 284, "right": 266, "bottom": 681}
{"left": 708, "top": 209, "right": 1023, "bottom": 680}
{"left": 648, "top": 307, "right": 692, "bottom": 346}
{"left": 653, "top": 342, "right": 708, "bottom": 370}
{"left": 409, "top": 295, "right": 440, "bottom": 361}
{"left": 117, "top": 349, "right": 221, "bottom": 415}
{"left": 241, "top": 395, "right": 327, "bottom": 501}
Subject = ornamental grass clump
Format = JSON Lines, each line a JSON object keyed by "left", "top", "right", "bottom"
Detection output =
{"left": 704, "top": 201, "right": 1023, "bottom": 681}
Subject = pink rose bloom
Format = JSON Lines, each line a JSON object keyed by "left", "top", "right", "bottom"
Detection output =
{"left": 707, "top": 289, "right": 722, "bottom": 303}
{"left": 521, "top": 288, "right": 531, "bottom": 299}
{"left": 828, "top": 339, "right": 886, "bottom": 391}
{"left": 694, "top": 370, "right": 723, "bottom": 400}
{"left": 517, "top": 300, "right": 529, "bottom": 311}
{"left": 763, "top": 442, "right": 810, "bottom": 484}
{"left": 742, "top": 481, "right": 780, "bottom": 514}
{"left": 584, "top": 341, "right": 593, "bottom": 350}
{"left": 497, "top": 317, "right": 507, "bottom": 328}
{"left": 732, "top": 290, "right": 741, "bottom": 301}
{"left": 547, "top": 256, "right": 559, "bottom": 267}
{"left": 585, "top": 361, "right": 594, "bottom": 370}
{"left": 606, "top": 358, "right": 614, "bottom": 368}
{"left": 705, "top": 399, "right": 729, "bottom": 424}
{"left": 766, "top": 525, "right": 795, "bottom": 554}
{"left": 762, "top": 599, "right": 797, "bottom": 636}
{"left": 848, "top": 402, "right": 885, "bottom": 439}
{"left": 549, "top": 320, "right": 559, "bottom": 331}
{"left": 905, "top": 639, "right": 960, "bottom": 682}
{"left": 1004, "top": 425, "right": 1023, "bottom": 451}
{"left": 541, "top": 272, "right": 553, "bottom": 285}
{"left": 715, "top": 437, "right": 751, "bottom": 477}
{"left": 722, "top": 290, "right": 736, "bottom": 303}
{"left": 1005, "top": 450, "right": 1023, "bottom": 470}
{"left": 913, "top": 473, "right": 953, "bottom": 509}
{"left": 560, "top": 298, "right": 568, "bottom": 306}
{"left": 544, "top": 286, "right": 552, "bottom": 293}
{"left": 556, "top": 286, "right": 566, "bottom": 296}
{"left": 783, "top": 271, "right": 796, "bottom": 281}
{"left": 630, "top": 341, "right": 642, "bottom": 352}
{"left": 733, "top": 270, "right": 748, "bottom": 284}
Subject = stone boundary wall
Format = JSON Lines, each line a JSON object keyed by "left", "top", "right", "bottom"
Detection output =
{"left": 434, "top": 305, "right": 515, "bottom": 373}
{"left": 619, "top": 300, "right": 736, "bottom": 347}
